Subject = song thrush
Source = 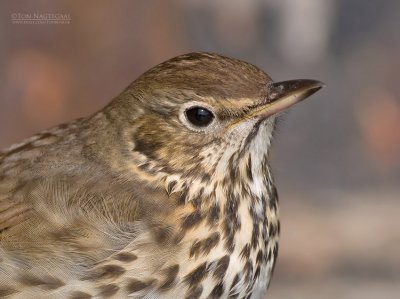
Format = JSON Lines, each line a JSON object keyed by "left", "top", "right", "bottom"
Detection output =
{"left": 0, "top": 53, "right": 323, "bottom": 299}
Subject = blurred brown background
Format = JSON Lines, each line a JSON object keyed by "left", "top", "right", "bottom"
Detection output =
{"left": 0, "top": 1, "right": 399, "bottom": 298}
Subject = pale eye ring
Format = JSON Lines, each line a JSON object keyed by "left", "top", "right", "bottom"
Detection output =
{"left": 185, "top": 106, "right": 214, "bottom": 127}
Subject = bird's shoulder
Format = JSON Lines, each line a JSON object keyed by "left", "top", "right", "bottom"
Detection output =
{"left": 0, "top": 121, "right": 176, "bottom": 271}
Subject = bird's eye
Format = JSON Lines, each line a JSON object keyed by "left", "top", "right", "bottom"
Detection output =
{"left": 185, "top": 107, "right": 214, "bottom": 127}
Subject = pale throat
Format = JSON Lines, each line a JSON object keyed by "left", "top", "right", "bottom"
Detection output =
{"left": 166, "top": 120, "right": 276, "bottom": 207}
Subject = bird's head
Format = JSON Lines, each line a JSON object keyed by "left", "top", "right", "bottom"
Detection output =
{"left": 103, "top": 53, "right": 323, "bottom": 189}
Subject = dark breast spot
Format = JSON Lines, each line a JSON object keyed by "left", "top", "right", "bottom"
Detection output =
{"left": 126, "top": 279, "right": 156, "bottom": 294}
{"left": 240, "top": 244, "right": 251, "bottom": 260}
{"left": 181, "top": 210, "right": 204, "bottom": 231}
{"left": 0, "top": 287, "right": 18, "bottom": 297}
{"left": 213, "top": 255, "right": 230, "bottom": 281}
{"left": 19, "top": 274, "right": 65, "bottom": 290}
{"left": 223, "top": 234, "right": 235, "bottom": 253}
{"left": 254, "top": 266, "right": 261, "bottom": 280}
{"left": 19, "top": 274, "right": 44, "bottom": 287}
{"left": 82, "top": 265, "right": 126, "bottom": 281}
{"left": 268, "top": 222, "right": 278, "bottom": 238}
{"left": 160, "top": 264, "right": 180, "bottom": 291}
{"left": 138, "top": 162, "right": 152, "bottom": 172}
{"left": 256, "top": 250, "right": 264, "bottom": 265}
{"left": 185, "top": 285, "right": 203, "bottom": 299}
{"left": 268, "top": 185, "right": 279, "bottom": 212}
{"left": 267, "top": 248, "right": 272, "bottom": 261}
{"left": 97, "top": 284, "right": 119, "bottom": 297}
{"left": 201, "top": 232, "right": 220, "bottom": 255}
{"left": 273, "top": 244, "right": 279, "bottom": 262}
{"left": 271, "top": 243, "right": 279, "bottom": 275}
{"left": 207, "top": 204, "right": 220, "bottom": 226}
{"left": 224, "top": 192, "right": 240, "bottom": 233}
{"left": 189, "top": 239, "right": 202, "bottom": 258}
{"left": 184, "top": 262, "right": 208, "bottom": 287}
{"left": 228, "top": 154, "right": 238, "bottom": 183}
{"left": 243, "top": 261, "right": 253, "bottom": 281}
{"left": 69, "top": 291, "right": 92, "bottom": 299}
{"left": 229, "top": 273, "right": 241, "bottom": 292}
{"left": 223, "top": 192, "right": 241, "bottom": 253}
{"left": 166, "top": 181, "right": 177, "bottom": 195}
{"left": 246, "top": 156, "right": 253, "bottom": 182}
{"left": 190, "top": 232, "right": 221, "bottom": 258}
{"left": 245, "top": 292, "right": 253, "bottom": 299}
{"left": 208, "top": 282, "right": 224, "bottom": 298}
{"left": 152, "top": 223, "right": 174, "bottom": 244}
{"left": 176, "top": 187, "right": 189, "bottom": 206}
{"left": 251, "top": 223, "right": 260, "bottom": 249}
{"left": 114, "top": 252, "right": 138, "bottom": 263}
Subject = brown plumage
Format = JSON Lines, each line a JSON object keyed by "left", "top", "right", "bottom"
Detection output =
{"left": 0, "top": 52, "right": 323, "bottom": 299}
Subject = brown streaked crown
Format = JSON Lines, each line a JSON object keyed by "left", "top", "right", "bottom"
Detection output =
{"left": 134, "top": 52, "right": 271, "bottom": 99}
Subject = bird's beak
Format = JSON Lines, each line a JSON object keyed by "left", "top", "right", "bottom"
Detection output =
{"left": 246, "top": 79, "right": 325, "bottom": 120}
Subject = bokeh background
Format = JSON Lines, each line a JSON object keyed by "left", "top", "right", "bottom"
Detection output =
{"left": 0, "top": 1, "right": 399, "bottom": 298}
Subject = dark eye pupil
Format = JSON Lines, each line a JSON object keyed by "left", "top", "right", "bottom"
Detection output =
{"left": 185, "top": 107, "right": 214, "bottom": 127}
